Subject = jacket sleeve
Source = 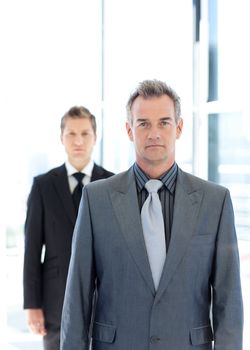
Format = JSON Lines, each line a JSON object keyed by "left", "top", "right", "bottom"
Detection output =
{"left": 61, "top": 187, "right": 96, "bottom": 350}
{"left": 211, "top": 189, "right": 244, "bottom": 350}
{"left": 23, "top": 178, "right": 44, "bottom": 308}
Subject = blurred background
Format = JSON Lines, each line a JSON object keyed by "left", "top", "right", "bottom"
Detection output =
{"left": 0, "top": 0, "right": 249, "bottom": 349}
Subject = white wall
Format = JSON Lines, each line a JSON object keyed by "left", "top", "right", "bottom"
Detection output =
{"left": 0, "top": 0, "right": 193, "bottom": 346}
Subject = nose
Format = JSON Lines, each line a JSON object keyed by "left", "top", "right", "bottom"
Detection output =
{"left": 148, "top": 126, "right": 160, "bottom": 140}
{"left": 74, "top": 134, "right": 84, "bottom": 145}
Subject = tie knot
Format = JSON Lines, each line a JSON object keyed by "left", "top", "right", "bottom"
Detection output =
{"left": 145, "top": 179, "right": 163, "bottom": 193}
{"left": 73, "top": 172, "right": 85, "bottom": 184}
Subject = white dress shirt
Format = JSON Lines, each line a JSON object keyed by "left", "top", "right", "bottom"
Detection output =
{"left": 65, "top": 159, "right": 94, "bottom": 194}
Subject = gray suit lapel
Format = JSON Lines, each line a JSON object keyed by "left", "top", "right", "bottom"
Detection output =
{"left": 110, "top": 168, "right": 155, "bottom": 295}
{"left": 155, "top": 170, "right": 204, "bottom": 302}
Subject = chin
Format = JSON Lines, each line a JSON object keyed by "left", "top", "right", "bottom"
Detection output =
{"left": 145, "top": 153, "right": 167, "bottom": 162}
{"left": 73, "top": 152, "right": 85, "bottom": 158}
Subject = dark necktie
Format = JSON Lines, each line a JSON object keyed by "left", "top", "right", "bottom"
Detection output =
{"left": 72, "top": 172, "right": 85, "bottom": 212}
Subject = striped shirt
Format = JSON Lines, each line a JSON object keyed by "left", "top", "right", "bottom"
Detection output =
{"left": 133, "top": 162, "right": 178, "bottom": 251}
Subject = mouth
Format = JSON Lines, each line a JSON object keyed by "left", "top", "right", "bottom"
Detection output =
{"left": 74, "top": 148, "right": 84, "bottom": 152}
{"left": 145, "top": 144, "right": 164, "bottom": 149}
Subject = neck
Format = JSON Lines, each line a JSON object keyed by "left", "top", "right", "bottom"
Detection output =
{"left": 69, "top": 158, "right": 90, "bottom": 172}
{"left": 137, "top": 160, "right": 175, "bottom": 179}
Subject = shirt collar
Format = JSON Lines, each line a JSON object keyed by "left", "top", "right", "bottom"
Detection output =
{"left": 133, "top": 162, "right": 178, "bottom": 194}
{"left": 65, "top": 159, "right": 94, "bottom": 178}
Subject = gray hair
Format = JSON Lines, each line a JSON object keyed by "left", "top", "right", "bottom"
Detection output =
{"left": 126, "top": 79, "right": 181, "bottom": 124}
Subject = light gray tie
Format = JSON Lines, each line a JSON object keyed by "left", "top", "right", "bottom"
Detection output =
{"left": 141, "top": 179, "right": 166, "bottom": 290}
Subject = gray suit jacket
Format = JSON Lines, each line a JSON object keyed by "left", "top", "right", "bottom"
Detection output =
{"left": 61, "top": 166, "right": 243, "bottom": 350}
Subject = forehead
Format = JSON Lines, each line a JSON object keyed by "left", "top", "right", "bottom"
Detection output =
{"left": 131, "top": 95, "right": 175, "bottom": 119}
{"left": 64, "top": 117, "right": 93, "bottom": 130}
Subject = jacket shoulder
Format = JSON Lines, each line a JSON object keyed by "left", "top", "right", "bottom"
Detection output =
{"left": 87, "top": 168, "right": 131, "bottom": 191}
{"left": 92, "top": 163, "right": 114, "bottom": 180}
{"left": 178, "top": 168, "right": 229, "bottom": 195}
{"left": 33, "top": 164, "right": 66, "bottom": 184}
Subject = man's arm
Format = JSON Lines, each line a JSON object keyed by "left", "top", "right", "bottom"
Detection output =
{"left": 212, "top": 190, "right": 243, "bottom": 350}
{"left": 61, "top": 187, "right": 96, "bottom": 350}
{"left": 23, "top": 178, "right": 44, "bottom": 310}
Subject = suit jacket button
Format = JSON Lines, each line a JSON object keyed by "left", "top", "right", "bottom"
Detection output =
{"left": 150, "top": 335, "right": 160, "bottom": 344}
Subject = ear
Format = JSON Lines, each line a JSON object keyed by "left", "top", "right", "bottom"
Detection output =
{"left": 126, "top": 121, "right": 134, "bottom": 142}
{"left": 176, "top": 118, "right": 183, "bottom": 139}
{"left": 60, "top": 133, "right": 64, "bottom": 145}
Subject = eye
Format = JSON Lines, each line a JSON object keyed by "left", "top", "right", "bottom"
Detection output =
{"left": 68, "top": 131, "right": 76, "bottom": 137}
{"left": 81, "top": 131, "right": 93, "bottom": 138}
{"left": 160, "top": 119, "right": 171, "bottom": 127}
{"left": 137, "top": 121, "right": 148, "bottom": 128}
{"left": 161, "top": 120, "right": 168, "bottom": 126}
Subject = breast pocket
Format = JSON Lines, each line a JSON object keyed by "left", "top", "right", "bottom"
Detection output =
{"left": 190, "top": 234, "right": 215, "bottom": 246}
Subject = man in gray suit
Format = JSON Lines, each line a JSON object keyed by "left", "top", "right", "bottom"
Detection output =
{"left": 61, "top": 80, "right": 243, "bottom": 350}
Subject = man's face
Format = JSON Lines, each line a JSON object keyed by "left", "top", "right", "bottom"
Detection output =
{"left": 126, "top": 95, "right": 183, "bottom": 172}
{"left": 61, "top": 117, "right": 96, "bottom": 167}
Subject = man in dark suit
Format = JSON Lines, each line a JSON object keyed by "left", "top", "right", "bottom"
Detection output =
{"left": 61, "top": 80, "right": 243, "bottom": 350}
{"left": 23, "top": 106, "right": 114, "bottom": 350}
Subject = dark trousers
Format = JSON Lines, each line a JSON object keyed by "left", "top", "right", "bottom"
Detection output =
{"left": 43, "top": 329, "right": 60, "bottom": 350}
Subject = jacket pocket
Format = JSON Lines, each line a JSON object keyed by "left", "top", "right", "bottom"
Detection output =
{"left": 190, "top": 325, "right": 213, "bottom": 345}
{"left": 190, "top": 234, "right": 215, "bottom": 246}
{"left": 92, "top": 322, "right": 116, "bottom": 343}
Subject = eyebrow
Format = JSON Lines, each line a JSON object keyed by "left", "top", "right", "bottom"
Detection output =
{"left": 135, "top": 116, "right": 172, "bottom": 122}
{"left": 136, "top": 118, "right": 148, "bottom": 122}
